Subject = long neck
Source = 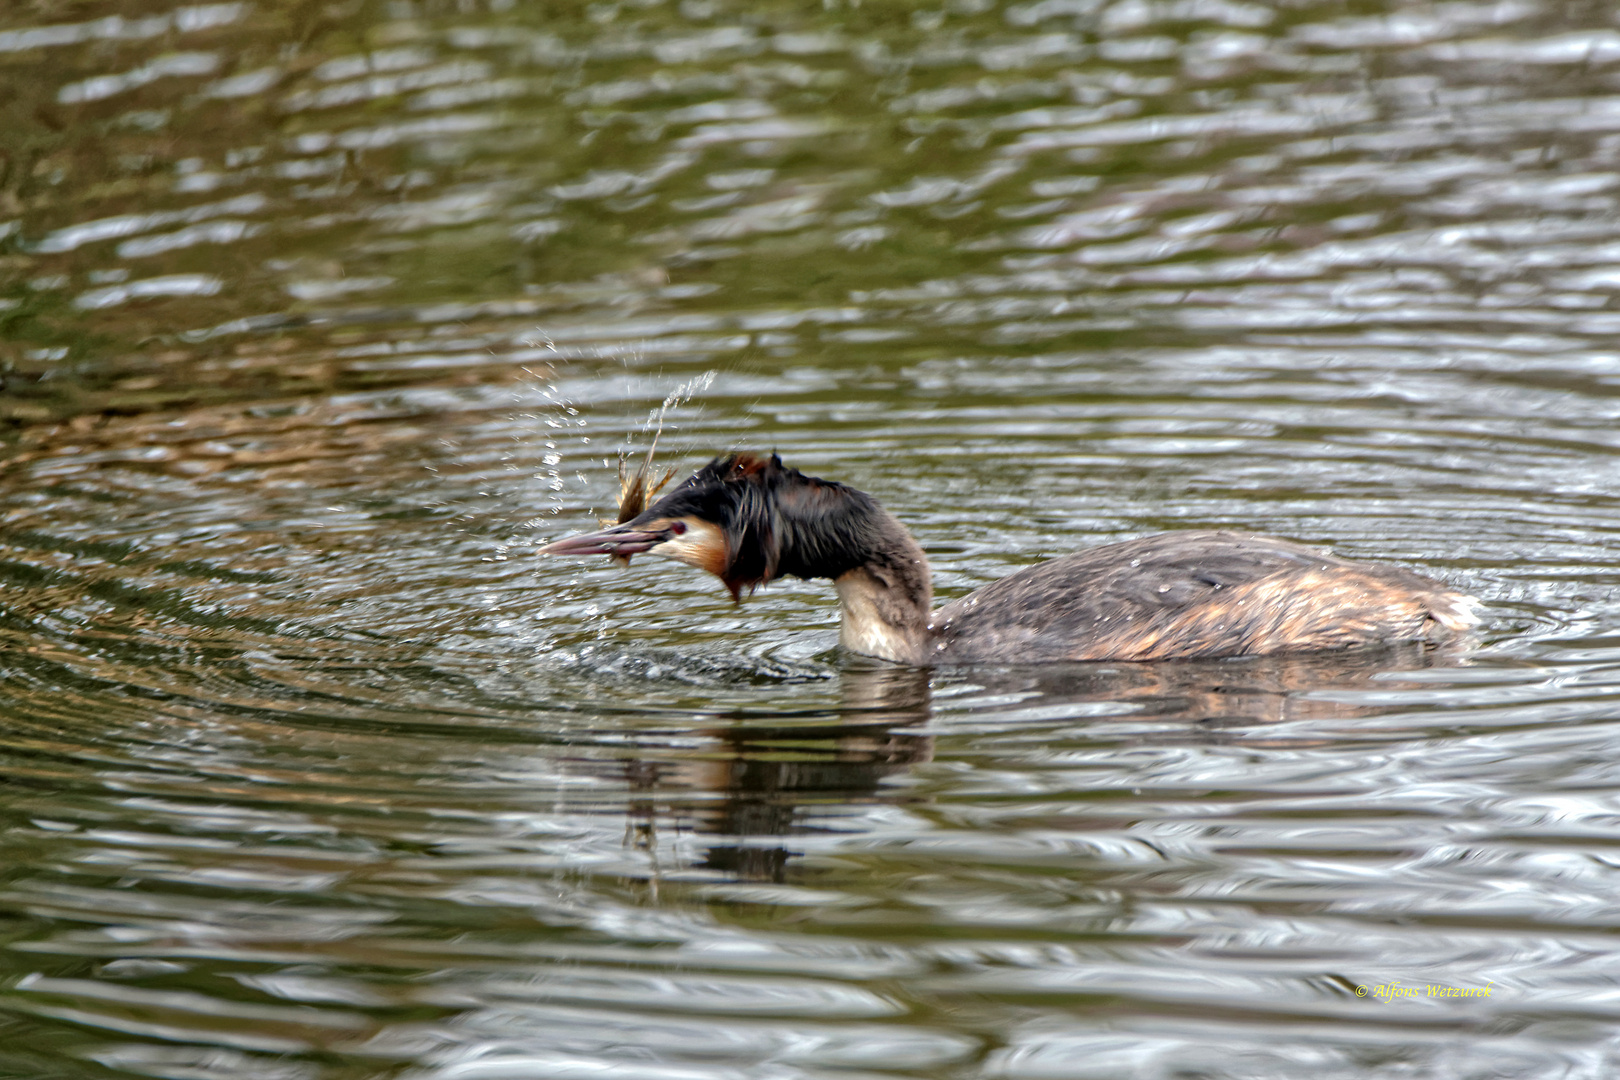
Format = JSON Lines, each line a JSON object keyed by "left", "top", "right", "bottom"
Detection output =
{"left": 827, "top": 517, "right": 934, "bottom": 666}
{"left": 686, "top": 459, "right": 937, "bottom": 663}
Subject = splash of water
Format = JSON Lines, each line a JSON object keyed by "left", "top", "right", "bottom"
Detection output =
{"left": 609, "top": 370, "right": 718, "bottom": 565}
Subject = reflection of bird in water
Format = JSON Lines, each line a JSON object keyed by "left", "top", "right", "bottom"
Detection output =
{"left": 618, "top": 665, "right": 935, "bottom": 884}
{"left": 986, "top": 642, "right": 1458, "bottom": 732}
{"left": 602, "top": 653, "right": 1457, "bottom": 884}
{"left": 541, "top": 453, "right": 1480, "bottom": 665}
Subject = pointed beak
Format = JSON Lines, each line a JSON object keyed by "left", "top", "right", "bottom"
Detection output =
{"left": 537, "top": 522, "right": 674, "bottom": 558}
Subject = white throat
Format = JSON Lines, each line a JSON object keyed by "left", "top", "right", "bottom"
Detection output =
{"left": 834, "top": 569, "right": 927, "bottom": 665}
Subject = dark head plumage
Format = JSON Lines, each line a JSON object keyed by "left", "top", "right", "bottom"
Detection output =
{"left": 540, "top": 452, "right": 925, "bottom": 605}
{"left": 627, "top": 452, "right": 896, "bottom": 599}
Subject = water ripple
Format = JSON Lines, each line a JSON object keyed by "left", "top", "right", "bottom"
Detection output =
{"left": 6, "top": 0, "right": 1620, "bottom": 1076}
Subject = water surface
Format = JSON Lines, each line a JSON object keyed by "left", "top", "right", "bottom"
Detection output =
{"left": 4, "top": 0, "right": 1620, "bottom": 1077}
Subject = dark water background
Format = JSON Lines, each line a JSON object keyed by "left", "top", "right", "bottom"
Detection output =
{"left": 5, "top": 0, "right": 1620, "bottom": 1076}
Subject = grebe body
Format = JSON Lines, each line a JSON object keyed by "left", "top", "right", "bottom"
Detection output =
{"left": 540, "top": 454, "right": 1480, "bottom": 665}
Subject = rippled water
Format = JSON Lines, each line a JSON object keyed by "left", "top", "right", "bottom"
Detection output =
{"left": 5, "top": 0, "right": 1620, "bottom": 1077}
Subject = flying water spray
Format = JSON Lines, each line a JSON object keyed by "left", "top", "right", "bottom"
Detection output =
{"left": 605, "top": 370, "right": 717, "bottom": 567}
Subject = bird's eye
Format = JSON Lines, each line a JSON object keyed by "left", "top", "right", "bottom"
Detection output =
{"left": 668, "top": 521, "right": 688, "bottom": 536}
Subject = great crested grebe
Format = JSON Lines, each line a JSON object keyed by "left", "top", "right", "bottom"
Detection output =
{"left": 539, "top": 453, "right": 1481, "bottom": 665}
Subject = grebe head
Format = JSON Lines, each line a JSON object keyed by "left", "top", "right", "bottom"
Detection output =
{"left": 542, "top": 452, "right": 932, "bottom": 660}
{"left": 540, "top": 454, "right": 743, "bottom": 592}
{"left": 542, "top": 452, "right": 899, "bottom": 601}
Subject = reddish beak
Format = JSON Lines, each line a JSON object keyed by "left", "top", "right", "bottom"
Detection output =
{"left": 538, "top": 524, "right": 670, "bottom": 557}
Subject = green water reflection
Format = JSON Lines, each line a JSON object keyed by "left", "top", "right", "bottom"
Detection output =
{"left": 5, "top": 0, "right": 1620, "bottom": 1078}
